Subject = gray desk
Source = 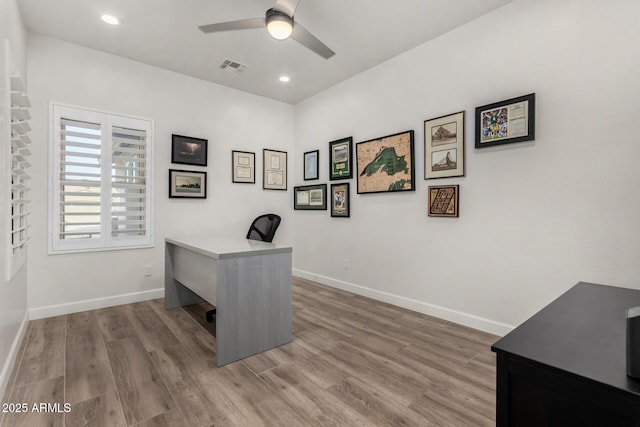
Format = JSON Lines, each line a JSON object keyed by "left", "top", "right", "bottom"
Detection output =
{"left": 165, "top": 236, "right": 292, "bottom": 366}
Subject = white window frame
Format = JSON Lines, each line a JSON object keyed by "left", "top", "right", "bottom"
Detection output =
{"left": 49, "top": 103, "right": 154, "bottom": 254}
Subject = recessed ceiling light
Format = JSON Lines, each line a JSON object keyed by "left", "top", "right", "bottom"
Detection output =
{"left": 101, "top": 14, "right": 119, "bottom": 25}
{"left": 279, "top": 76, "right": 290, "bottom": 83}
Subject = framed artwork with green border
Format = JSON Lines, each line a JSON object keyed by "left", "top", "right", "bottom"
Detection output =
{"left": 329, "top": 137, "right": 353, "bottom": 180}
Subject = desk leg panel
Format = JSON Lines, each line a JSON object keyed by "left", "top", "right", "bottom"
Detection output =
{"left": 165, "top": 243, "right": 206, "bottom": 309}
{"left": 216, "top": 252, "right": 292, "bottom": 366}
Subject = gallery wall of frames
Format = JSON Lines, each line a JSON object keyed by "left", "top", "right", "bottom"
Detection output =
{"left": 168, "top": 92, "right": 535, "bottom": 221}
{"left": 292, "top": 92, "right": 535, "bottom": 220}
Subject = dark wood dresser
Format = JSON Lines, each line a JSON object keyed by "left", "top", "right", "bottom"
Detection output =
{"left": 491, "top": 282, "right": 640, "bottom": 426}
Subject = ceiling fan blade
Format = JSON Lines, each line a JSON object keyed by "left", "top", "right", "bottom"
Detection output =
{"left": 273, "top": 0, "right": 300, "bottom": 17}
{"left": 199, "top": 18, "right": 265, "bottom": 34}
{"left": 291, "top": 23, "right": 335, "bottom": 59}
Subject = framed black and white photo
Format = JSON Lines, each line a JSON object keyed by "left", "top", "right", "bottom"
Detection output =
{"left": 232, "top": 150, "right": 255, "bottom": 183}
{"left": 294, "top": 184, "right": 327, "bottom": 210}
{"left": 331, "top": 182, "right": 350, "bottom": 218}
{"left": 424, "top": 111, "right": 465, "bottom": 179}
{"left": 475, "top": 93, "right": 535, "bottom": 148}
{"left": 171, "top": 134, "right": 208, "bottom": 166}
{"left": 304, "top": 150, "right": 319, "bottom": 180}
{"left": 263, "top": 149, "right": 287, "bottom": 190}
{"left": 169, "top": 169, "right": 207, "bottom": 198}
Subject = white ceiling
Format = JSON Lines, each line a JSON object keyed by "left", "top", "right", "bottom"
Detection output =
{"left": 18, "top": 0, "right": 514, "bottom": 104}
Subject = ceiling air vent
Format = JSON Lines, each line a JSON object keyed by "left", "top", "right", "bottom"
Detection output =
{"left": 219, "top": 59, "right": 248, "bottom": 73}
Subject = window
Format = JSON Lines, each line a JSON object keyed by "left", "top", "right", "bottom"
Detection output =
{"left": 50, "top": 104, "right": 153, "bottom": 253}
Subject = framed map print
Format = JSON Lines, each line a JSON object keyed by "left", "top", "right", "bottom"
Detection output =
{"left": 356, "top": 130, "right": 415, "bottom": 194}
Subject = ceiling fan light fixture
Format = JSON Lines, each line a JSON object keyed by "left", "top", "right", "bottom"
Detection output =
{"left": 266, "top": 8, "right": 293, "bottom": 40}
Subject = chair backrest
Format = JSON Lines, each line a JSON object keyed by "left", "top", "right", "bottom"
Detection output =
{"left": 246, "top": 214, "right": 281, "bottom": 242}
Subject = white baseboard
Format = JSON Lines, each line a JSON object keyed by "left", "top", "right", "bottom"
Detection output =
{"left": 0, "top": 310, "right": 29, "bottom": 401}
{"left": 293, "top": 269, "right": 514, "bottom": 337}
{"left": 29, "top": 288, "right": 164, "bottom": 320}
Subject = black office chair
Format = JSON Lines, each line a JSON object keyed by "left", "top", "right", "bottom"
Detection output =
{"left": 246, "top": 213, "right": 281, "bottom": 243}
{"left": 206, "top": 214, "right": 282, "bottom": 323}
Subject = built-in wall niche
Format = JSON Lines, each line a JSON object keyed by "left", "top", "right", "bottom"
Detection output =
{"left": 7, "top": 72, "right": 31, "bottom": 281}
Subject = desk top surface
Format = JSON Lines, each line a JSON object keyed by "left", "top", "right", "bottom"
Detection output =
{"left": 166, "top": 235, "right": 292, "bottom": 259}
{"left": 492, "top": 282, "right": 640, "bottom": 396}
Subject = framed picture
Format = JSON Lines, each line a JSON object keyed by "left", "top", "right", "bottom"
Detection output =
{"left": 171, "top": 134, "right": 208, "bottom": 166}
{"left": 304, "top": 150, "right": 319, "bottom": 180}
{"left": 294, "top": 184, "right": 327, "bottom": 210}
{"left": 331, "top": 183, "right": 350, "bottom": 218}
{"left": 424, "top": 111, "right": 465, "bottom": 179}
{"left": 263, "top": 149, "right": 287, "bottom": 190}
{"left": 475, "top": 93, "right": 535, "bottom": 148}
{"left": 169, "top": 169, "right": 207, "bottom": 199}
{"left": 428, "top": 185, "right": 459, "bottom": 217}
{"left": 329, "top": 137, "right": 353, "bottom": 180}
{"left": 356, "top": 130, "right": 415, "bottom": 194}
{"left": 232, "top": 150, "right": 255, "bottom": 183}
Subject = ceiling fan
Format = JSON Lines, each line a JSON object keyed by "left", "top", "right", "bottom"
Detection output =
{"left": 198, "top": 0, "right": 335, "bottom": 59}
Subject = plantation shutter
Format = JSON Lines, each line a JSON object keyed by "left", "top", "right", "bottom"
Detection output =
{"left": 58, "top": 117, "right": 103, "bottom": 242}
{"left": 110, "top": 125, "right": 147, "bottom": 239}
{"left": 10, "top": 75, "right": 32, "bottom": 261}
{"left": 51, "top": 104, "right": 153, "bottom": 253}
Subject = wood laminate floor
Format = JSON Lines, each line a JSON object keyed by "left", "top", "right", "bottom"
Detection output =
{"left": 1, "top": 277, "right": 498, "bottom": 426}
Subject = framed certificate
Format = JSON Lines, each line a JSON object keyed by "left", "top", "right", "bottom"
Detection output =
{"left": 263, "top": 149, "right": 287, "bottom": 190}
{"left": 232, "top": 150, "right": 255, "bottom": 183}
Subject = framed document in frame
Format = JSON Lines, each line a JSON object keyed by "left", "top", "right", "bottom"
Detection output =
{"left": 263, "top": 149, "right": 287, "bottom": 190}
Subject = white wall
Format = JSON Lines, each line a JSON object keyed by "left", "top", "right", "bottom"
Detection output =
{"left": 0, "top": 0, "right": 28, "bottom": 400}
{"left": 26, "top": 34, "right": 295, "bottom": 318}
{"left": 293, "top": 0, "right": 640, "bottom": 334}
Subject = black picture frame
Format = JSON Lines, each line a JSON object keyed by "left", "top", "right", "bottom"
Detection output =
{"left": 169, "top": 169, "right": 207, "bottom": 199}
{"left": 263, "top": 149, "right": 287, "bottom": 190}
{"left": 294, "top": 184, "right": 327, "bottom": 210}
{"left": 331, "top": 183, "right": 350, "bottom": 218}
{"left": 231, "top": 150, "right": 255, "bottom": 184}
{"left": 475, "top": 93, "right": 535, "bottom": 148}
{"left": 356, "top": 130, "right": 415, "bottom": 194}
{"left": 171, "top": 134, "right": 208, "bottom": 166}
{"left": 329, "top": 137, "right": 353, "bottom": 180}
{"left": 303, "top": 149, "right": 319, "bottom": 180}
